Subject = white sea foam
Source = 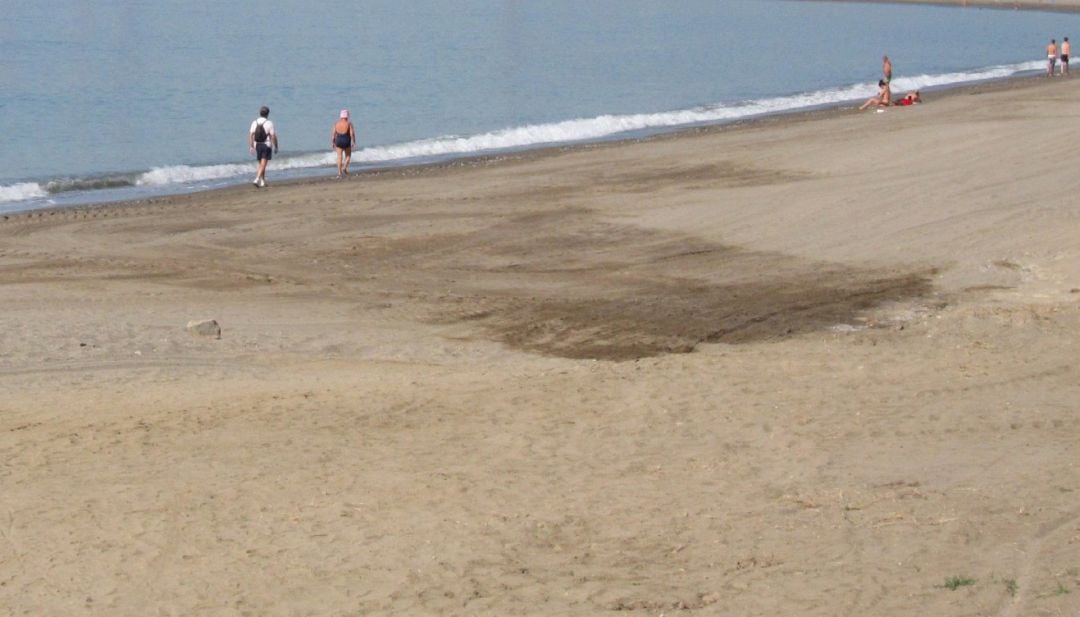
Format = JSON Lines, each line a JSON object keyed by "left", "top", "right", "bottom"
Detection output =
{"left": 135, "top": 152, "right": 343, "bottom": 187}
{"left": 355, "top": 61, "right": 1041, "bottom": 164}
{"left": 890, "top": 60, "right": 1044, "bottom": 92}
{"left": 274, "top": 152, "right": 339, "bottom": 170}
{"left": 0, "top": 182, "right": 48, "bottom": 203}
{"left": 0, "top": 60, "right": 1044, "bottom": 207}
{"left": 137, "top": 163, "right": 258, "bottom": 186}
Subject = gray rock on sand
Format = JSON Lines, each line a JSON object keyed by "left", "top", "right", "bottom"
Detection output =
{"left": 186, "top": 319, "right": 221, "bottom": 339}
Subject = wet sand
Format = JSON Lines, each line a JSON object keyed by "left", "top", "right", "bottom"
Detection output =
{"left": 2, "top": 71, "right": 1079, "bottom": 614}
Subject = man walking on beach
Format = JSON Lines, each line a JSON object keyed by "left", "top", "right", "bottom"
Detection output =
{"left": 1047, "top": 39, "right": 1058, "bottom": 77}
{"left": 882, "top": 55, "right": 892, "bottom": 84}
{"left": 1061, "top": 37, "right": 1070, "bottom": 76}
{"left": 248, "top": 106, "right": 279, "bottom": 188}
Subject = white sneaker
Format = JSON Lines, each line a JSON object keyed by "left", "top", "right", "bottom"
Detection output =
{"left": 257, "top": 178, "right": 266, "bottom": 188}
{"left": 253, "top": 178, "right": 260, "bottom": 187}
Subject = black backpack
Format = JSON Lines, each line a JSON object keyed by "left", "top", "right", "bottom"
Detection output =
{"left": 253, "top": 119, "right": 267, "bottom": 143}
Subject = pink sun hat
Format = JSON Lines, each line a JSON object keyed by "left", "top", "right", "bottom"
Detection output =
{"left": 340, "top": 109, "right": 349, "bottom": 118}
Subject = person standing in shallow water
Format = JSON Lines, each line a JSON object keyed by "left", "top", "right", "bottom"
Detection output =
{"left": 330, "top": 109, "right": 357, "bottom": 178}
{"left": 249, "top": 106, "right": 279, "bottom": 187}
{"left": 1047, "top": 39, "right": 1058, "bottom": 77}
{"left": 882, "top": 55, "right": 892, "bottom": 84}
{"left": 1061, "top": 37, "right": 1070, "bottom": 76}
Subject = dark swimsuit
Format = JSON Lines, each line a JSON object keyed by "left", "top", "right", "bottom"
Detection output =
{"left": 334, "top": 131, "right": 352, "bottom": 149}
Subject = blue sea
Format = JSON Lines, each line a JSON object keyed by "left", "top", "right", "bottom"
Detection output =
{"left": 2, "top": 0, "right": 1078, "bottom": 213}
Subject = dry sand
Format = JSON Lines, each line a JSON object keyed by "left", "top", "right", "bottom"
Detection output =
{"left": 2, "top": 75, "right": 1079, "bottom": 615}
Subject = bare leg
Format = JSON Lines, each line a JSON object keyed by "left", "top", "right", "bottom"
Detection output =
{"left": 335, "top": 148, "right": 344, "bottom": 177}
{"left": 342, "top": 148, "right": 351, "bottom": 175}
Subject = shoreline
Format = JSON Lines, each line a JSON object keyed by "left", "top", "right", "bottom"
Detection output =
{"left": 2, "top": 71, "right": 1056, "bottom": 221}
{"left": 823, "top": 0, "right": 1080, "bottom": 12}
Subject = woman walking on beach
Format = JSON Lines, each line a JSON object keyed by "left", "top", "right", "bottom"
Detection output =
{"left": 330, "top": 110, "right": 357, "bottom": 178}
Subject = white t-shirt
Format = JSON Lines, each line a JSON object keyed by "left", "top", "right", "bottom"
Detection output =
{"left": 249, "top": 118, "right": 275, "bottom": 146}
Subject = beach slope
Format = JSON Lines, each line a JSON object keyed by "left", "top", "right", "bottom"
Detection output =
{"left": 2, "top": 79, "right": 1079, "bottom": 615}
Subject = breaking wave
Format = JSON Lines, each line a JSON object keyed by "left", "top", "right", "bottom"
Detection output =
{"left": 0, "top": 59, "right": 1043, "bottom": 210}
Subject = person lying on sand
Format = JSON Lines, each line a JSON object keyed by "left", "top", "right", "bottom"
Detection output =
{"left": 893, "top": 90, "right": 921, "bottom": 106}
{"left": 859, "top": 80, "right": 891, "bottom": 110}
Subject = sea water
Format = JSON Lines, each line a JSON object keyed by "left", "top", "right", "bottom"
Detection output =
{"left": 2, "top": 0, "right": 1078, "bottom": 213}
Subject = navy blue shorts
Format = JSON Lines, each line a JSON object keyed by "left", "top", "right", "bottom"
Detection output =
{"left": 255, "top": 143, "right": 273, "bottom": 161}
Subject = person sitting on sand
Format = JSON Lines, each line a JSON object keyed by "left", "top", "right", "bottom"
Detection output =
{"left": 859, "top": 80, "right": 891, "bottom": 110}
{"left": 893, "top": 90, "right": 921, "bottom": 106}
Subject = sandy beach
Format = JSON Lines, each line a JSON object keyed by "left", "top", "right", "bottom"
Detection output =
{"left": 3, "top": 68, "right": 1080, "bottom": 616}
{"left": 851, "top": 0, "right": 1080, "bottom": 11}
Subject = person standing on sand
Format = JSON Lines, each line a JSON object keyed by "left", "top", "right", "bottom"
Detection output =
{"left": 1047, "top": 39, "right": 1058, "bottom": 77}
{"left": 330, "top": 109, "right": 357, "bottom": 178}
{"left": 1061, "top": 37, "right": 1070, "bottom": 76}
{"left": 882, "top": 55, "right": 892, "bottom": 84}
{"left": 248, "top": 106, "right": 279, "bottom": 188}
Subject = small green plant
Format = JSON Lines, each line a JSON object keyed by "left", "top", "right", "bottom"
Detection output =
{"left": 1004, "top": 578, "right": 1018, "bottom": 597}
{"left": 1054, "top": 582, "right": 1070, "bottom": 595}
{"left": 943, "top": 575, "right": 976, "bottom": 590}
